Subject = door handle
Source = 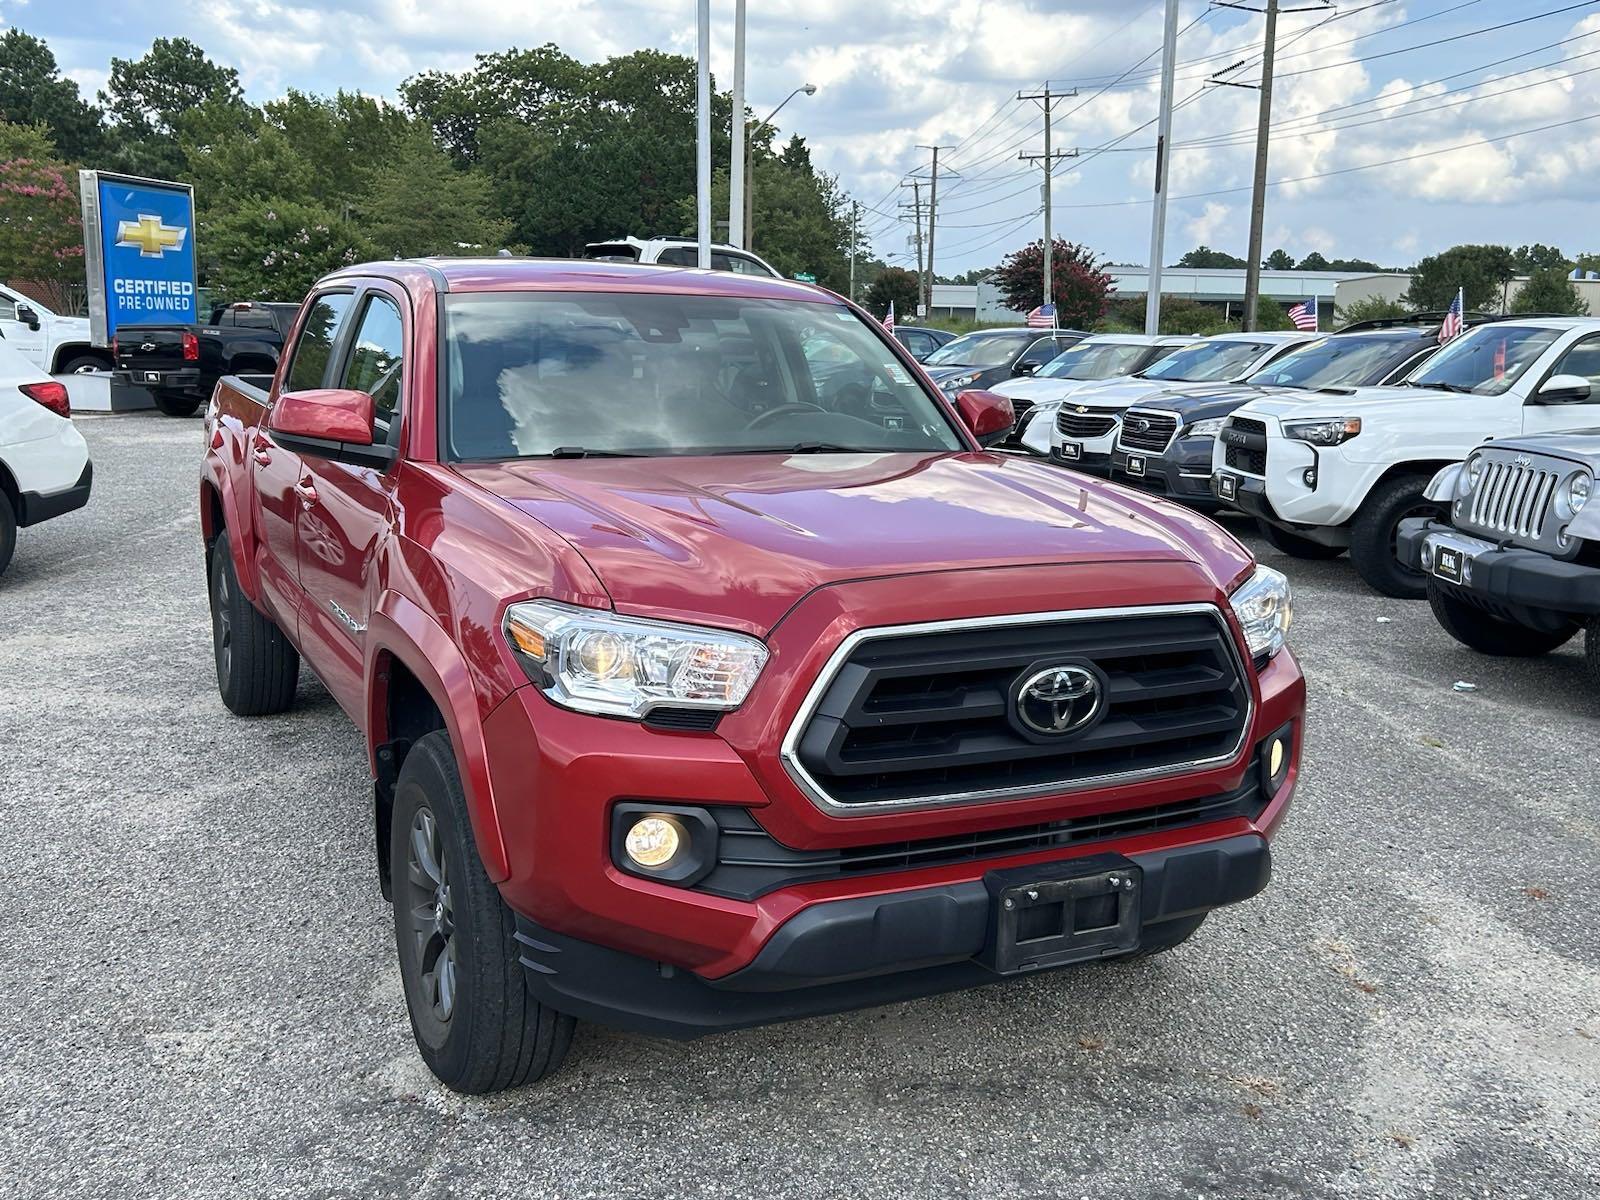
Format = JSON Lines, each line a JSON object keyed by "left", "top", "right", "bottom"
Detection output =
{"left": 294, "top": 480, "right": 318, "bottom": 509}
{"left": 252, "top": 433, "right": 272, "bottom": 466}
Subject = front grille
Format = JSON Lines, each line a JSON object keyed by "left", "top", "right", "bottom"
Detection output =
{"left": 786, "top": 608, "right": 1251, "bottom": 810}
{"left": 1056, "top": 407, "right": 1118, "bottom": 439}
{"left": 698, "top": 779, "right": 1268, "bottom": 900}
{"left": 1222, "top": 417, "right": 1267, "bottom": 476}
{"left": 1461, "top": 452, "right": 1564, "bottom": 548}
{"left": 1119, "top": 410, "right": 1179, "bottom": 453}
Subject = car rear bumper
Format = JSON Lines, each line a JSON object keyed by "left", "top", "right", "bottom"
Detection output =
{"left": 17, "top": 461, "right": 92, "bottom": 526}
{"left": 1398, "top": 519, "right": 1600, "bottom": 617}
{"left": 118, "top": 366, "right": 203, "bottom": 395}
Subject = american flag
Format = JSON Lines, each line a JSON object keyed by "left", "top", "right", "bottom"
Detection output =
{"left": 1287, "top": 297, "right": 1318, "bottom": 331}
{"left": 882, "top": 301, "right": 895, "bottom": 331}
{"left": 1026, "top": 302, "right": 1057, "bottom": 329}
{"left": 1438, "top": 288, "right": 1464, "bottom": 345}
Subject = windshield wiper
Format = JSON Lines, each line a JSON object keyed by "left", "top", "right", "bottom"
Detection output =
{"left": 712, "top": 441, "right": 868, "bottom": 455}
{"left": 544, "top": 446, "right": 647, "bottom": 458}
{"left": 1409, "top": 382, "right": 1475, "bottom": 393}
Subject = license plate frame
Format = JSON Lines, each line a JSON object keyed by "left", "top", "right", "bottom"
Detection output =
{"left": 1218, "top": 473, "right": 1238, "bottom": 501}
{"left": 1059, "top": 441, "right": 1082, "bottom": 462}
{"left": 981, "top": 854, "right": 1142, "bottom": 975}
{"left": 1433, "top": 543, "right": 1465, "bottom": 585}
{"left": 143, "top": 370, "right": 162, "bottom": 384}
{"left": 1126, "top": 454, "right": 1146, "bottom": 477}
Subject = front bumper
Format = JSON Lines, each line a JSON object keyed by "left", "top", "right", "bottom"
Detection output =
{"left": 1398, "top": 519, "right": 1600, "bottom": 618}
{"left": 1113, "top": 437, "right": 1219, "bottom": 506}
{"left": 1212, "top": 470, "right": 1351, "bottom": 548}
{"left": 512, "top": 832, "right": 1272, "bottom": 1038}
{"left": 1050, "top": 443, "right": 1112, "bottom": 474}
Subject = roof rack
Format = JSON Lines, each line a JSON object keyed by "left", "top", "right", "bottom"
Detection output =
{"left": 1333, "top": 310, "right": 1493, "bottom": 334}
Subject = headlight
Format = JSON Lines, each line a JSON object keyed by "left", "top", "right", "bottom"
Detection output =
{"left": 942, "top": 371, "right": 981, "bottom": 392}
{"left": 1568, "top": 471, "right": 1592, "bottom": 514}
{"left": 1229, "top": 565, "right": 1293, "bottom": 661}
{"left": 1185, "top": 417, "right": 1226, "bottom": 438}
{"left": 1466, "top": 453, "right": 1485, "bottom": 490}
{"left": 1283, "top": 417, "right": 1361, "bottom": 446}
{"left": 504, "top": 600, "right": 768, "bottom": 719}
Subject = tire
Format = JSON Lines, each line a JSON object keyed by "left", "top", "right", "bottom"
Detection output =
{"left": 391, "top": 730, "right": 576, "bottom": 1093}
{"left": 1255, "top": 518, "right": 1346, "bottom": 560}
{"left": 58, "top": 353, "right": 108, "bottom": 375}
{"left": 1349, "top": 475, "right": 1445, "bottom": 599}
{"left": 1123, "top": 913, "right": 1207, "bottom": 959}
{"left": 154, "top": 391, "right": 201, "bottom": 417}
{"left": 1426, "top": 582, "right": 1577, "bottom": 657}
{"left": 209, "top": 543, "right": 299, "bottom": 715}
{"left": 0, "top": 489, "right": 15, "bottom": 578}
{"left": 1585, "top": 617, "right": 1600, "bottom": 687}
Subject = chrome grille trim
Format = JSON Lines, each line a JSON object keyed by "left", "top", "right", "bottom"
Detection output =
{"left": 1117, "top": 408, "right": 1181, "bottom": 454}
{"left": 1464, "top": 452, "right": 1562, "bottom": 545}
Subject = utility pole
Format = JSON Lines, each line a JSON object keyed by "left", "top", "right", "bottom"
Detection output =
{"left": 694, "top": 0, "right": 711, "bottom": 268}
{"left": 916, "top": 145, "right": 951, "bottom": 318}
{"left": 849, "top": 200, "right": 860, "bottom": 301}
{"left": 899, "top": 180, "right": 925, "bottom": 297}
{"left": 1242, "top": 0, "right": 1281, "bottom": 331}
{"left": 728, "top": 0, "right": 747, "bottom": 248}
{"left": 1145, "top": 0, "right": 1181, "bottom": 334}
{"left": 1018, "top": 86, "right": 1079, "bottom": 313}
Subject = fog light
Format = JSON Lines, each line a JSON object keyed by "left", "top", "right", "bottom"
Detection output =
{"left": 624, "top": 816, "right": 682, "bottom": 868}
{"left": 1259, "top": 721, "right": 1294, "bottom": 798}
{"left": 1420, "top": 542, "right": 1434, "bottom": 570}
{"left": 1269, "top": 738, "right": 1285, "bottom": 778}
{"left": 1461, "top": 558, "right": 1472, "bottom": 584}
{"left": 1302, "top": 467, "right": 1317, "bottom": 488}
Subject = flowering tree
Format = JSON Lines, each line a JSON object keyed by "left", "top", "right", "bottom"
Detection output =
{"left": 991, "top": 238, "right": 1114, "bottom": 329}
{"left": 199, "top": 199, "right": 378, "bottom": 300}
{"left": 0, "top": 153, "right": 85, "bottom": 313}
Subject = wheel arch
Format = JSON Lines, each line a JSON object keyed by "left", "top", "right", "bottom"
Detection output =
{"left": 199, "top": 468, "right": 263, "bottom": 603}
{"left": 0, "top": 457, "right": 20, "bottom": 514}
{"left": 50, "top": 342, "right": 111, "bottom": 373}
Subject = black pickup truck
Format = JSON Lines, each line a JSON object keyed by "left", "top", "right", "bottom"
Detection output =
{"left": 114, "top": 301, "right": 300, "bottom": 416}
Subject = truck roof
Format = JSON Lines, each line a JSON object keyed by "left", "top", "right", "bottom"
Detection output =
{"left": 323, "top": 256, "right": 831, "bottom": 304}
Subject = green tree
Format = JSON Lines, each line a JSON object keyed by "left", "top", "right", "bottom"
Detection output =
{"left": 0, "top": 125, "right": 85, "bottom": 312}
{"left": 358, "top": 132, "right": 511, "bottom": 256}
{"left": 865, "top": 267, "right": 920, "bottom": 321}
{"left": 1511, "top": 266, "right": 1589, "bottom": 316}
{"left": 1334, "top": 295, "right": 1411, "bottom": 327}
{"left": 1251, "top": 296, "right": 1293, "bottom": 331}
{"left": 1325, "top": 257, "right": 1381, "bottom": 272}
{"left": 1512, "top": 243, "right": 1569, "bottom": 274}
{"left": 101, "top": 37, "right": 246, "bottom": 177}
{"left": 1296, "top": 251, "right": 1331, "bottom": 271}
{"left": 1174, "top": 246, "right": 1246, "bottom": 269}
{"left": 266, "top": 91, "right": 414, "bottom": 207}
{"left": 1404, "top": 244, "right": 1516, "bottom": 312}
{"left": 0, "top": 31, "right": 103, "bottom": 162}
{"left": 200, "top": 199, "right": 378, "bottom": 301}
{"left": 991, "top": 238, "right": 1114, "bottom": 329}
{"left": 1264, "top": 248, "right": 1294, "bottom": 270}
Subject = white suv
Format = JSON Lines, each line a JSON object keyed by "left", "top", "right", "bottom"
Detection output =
{"left": 1049, "top": 332, "right": 1313, "bottom": 473}
{"left": 584, "top": 236, "right": 781, "bottom": 278}
{"left": 1212, "top": 316, "right": 1600, "bottom": 597}
{"left": 0, "top": 335, "right": 93, "bottom": 576}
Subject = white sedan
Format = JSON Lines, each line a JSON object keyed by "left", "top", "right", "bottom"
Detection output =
{"left": 0, "top": 335, "right": 92, "bottom": 576}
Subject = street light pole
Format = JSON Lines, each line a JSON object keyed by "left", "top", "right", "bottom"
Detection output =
{"left": 1144, "top": 0, "right": 1180, "bottom": 334}
{"left": 695, "top": 0, "right": 711, "bottom": 268}
{"left": 746, "top": 83, "right": 816, "bottom": 252}
{"left": 1242, "top": 0, "right": 1280, "bottom": 332}
{"left": 728, "top": 0, "right": 747, "bottom": 248}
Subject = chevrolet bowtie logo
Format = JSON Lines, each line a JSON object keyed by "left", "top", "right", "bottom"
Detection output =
{"left": 116, "top": 213, "right": 187, "bottom": 258}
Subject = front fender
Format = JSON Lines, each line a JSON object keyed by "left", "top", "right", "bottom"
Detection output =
{"left": 1425, "top": 462, "right": 1464, "bottom": 503}
{"left": 365, "top": 591, "right": 512, "bottom": 882}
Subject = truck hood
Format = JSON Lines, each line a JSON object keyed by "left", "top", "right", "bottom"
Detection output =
{"left": 1069, "top": 376, "right": 1244, "bottom": 410}
{"left": 1231, "top": 384, "right": 1433, "bottom": 419}
{"left": 455, "top": 452, "right": 1251, "bottom": 635}
{"left": 991, "top": 375, "right": 1118, "bottom": 402}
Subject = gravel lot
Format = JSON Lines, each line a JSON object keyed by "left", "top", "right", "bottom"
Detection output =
{"left": 2, "top": 411, "right": 1597, "bottom": 1199}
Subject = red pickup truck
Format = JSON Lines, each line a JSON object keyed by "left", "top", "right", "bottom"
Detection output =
{"left": 201, "top": 258, "right": 1304, "bottom": 1093}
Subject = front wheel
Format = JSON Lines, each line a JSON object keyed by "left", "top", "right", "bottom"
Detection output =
{"left": 153, "top": 391, "right": 200, "bottom": 417}
{"left": 1349, "top": 475, "right": 1444, "bottom": 599}
{"left": 1426, "top": 583, "right": 1577, "bottom": 657}
{"left": 392, "top": 731, "right": 576, "bottom": 1093}
{"left": 1256, "top": 518, "right": 1346, "bottom": 560}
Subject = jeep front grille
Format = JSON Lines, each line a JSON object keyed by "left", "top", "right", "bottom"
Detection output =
{"left": 1463, "top": 454, "right": 1562, "bottom": 545}
{"left": 782, "top": 606, "right": 1251, "bottom": 812}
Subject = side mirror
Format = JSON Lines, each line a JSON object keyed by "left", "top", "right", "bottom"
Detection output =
{"left": 16, "top": 305, "right": 39, "bottom": 331}
{"left": 954, "top": 389, "right": 1015, "bottom": 448}
{"left": 268, "top": 388, "right": 395, "bottom": 467}
{"left": 1013, "top": 359, "right": 1042, "bottom": 377}
{"left": 1535, "top": 373, "right": 1593, "bottom": 404}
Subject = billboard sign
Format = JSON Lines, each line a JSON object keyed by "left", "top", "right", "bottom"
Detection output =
{"left": 78, "top": 170, "right": 198, "bottom": 346}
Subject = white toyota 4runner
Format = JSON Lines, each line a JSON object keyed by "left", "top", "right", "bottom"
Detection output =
{"left": 1212, "top": 317, "right": 1600, "bottom": 597}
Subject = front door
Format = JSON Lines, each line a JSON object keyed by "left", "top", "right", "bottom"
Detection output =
{"left": 0, "top": 288, "right": 47, "bottom": 367}
{"left": 294, "top": 286, "right": 408, "bottom": 719}
{"left": 1524, "top": 332, "right": 1600, "bottom": 435}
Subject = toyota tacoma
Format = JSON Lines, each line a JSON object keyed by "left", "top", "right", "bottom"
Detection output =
{"left": 200, "top": 258, "right": 1304, "bottom": 1093}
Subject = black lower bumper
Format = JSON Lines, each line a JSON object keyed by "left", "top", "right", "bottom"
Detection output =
{"left": 1113, "top": 440, "right": 1220, "bottom": 507}
{"left": 1397, "top": 519, "right": 1600, "bottom": 617}
{"left": 116, "top": 367, "right": 203, "bottom": 396}
{"left": 1050, "top": 446, "right": 1111, "bottom": 475}
{"left": 17, "top": 461, "right": 92, "bottom": 527}
{"left": 514, "top": 833, "right": 1271, "bottom": 1039}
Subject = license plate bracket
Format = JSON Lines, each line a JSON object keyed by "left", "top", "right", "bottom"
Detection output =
{"left": 980, "top": 854, "right": 1142, "bottom": 975}
{"left": 1433, "top": 543, "right": 1465, "bottom": 584}
{"left": 1059, "top": 441, "right": 1082, "bottom": 461}
{"left": 1126, "top": 454, "right": 1146, "bottom": 477}
{"left": 1218, "top": 473, "right": 1238, "bottom": 501}
{"left": 143, "top": 371, "right": 162, "bottom": 384}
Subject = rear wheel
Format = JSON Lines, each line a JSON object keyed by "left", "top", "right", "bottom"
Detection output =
{"left": 209, "top": 544, "right": 299, "bottom": 715}
{"left": 0, "top": 490, "right": 15, "bottom": 577}
{"left": 391, "top": 730, "right": 576, "bottom": 1093}
{"left": 153, "top": 391, "right": 200, "bottom": 417}
{"left": 1255, "top": 518, "right": 1346, "bottom": 560}
{"left": 1425, "top": 582, "right": 1577, "bottom": 656}
{"left": 1350, "top": 475, "right": 1444, "bottom": 599}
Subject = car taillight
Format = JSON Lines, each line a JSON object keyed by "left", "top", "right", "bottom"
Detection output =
{"left": 182, "top": 331, "right": 199, "bottom": 361}
{"left": 21, "top": 381, "right": 70, "bottom": 419}
{"left": 110, "top": 335, "right": 119, "bottom": 359}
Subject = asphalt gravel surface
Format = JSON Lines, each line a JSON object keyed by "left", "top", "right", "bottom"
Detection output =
{"left": 2, "top": 411, "right": 1597, "bottom": 1199}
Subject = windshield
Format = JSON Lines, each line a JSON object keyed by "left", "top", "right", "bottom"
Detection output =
{"left": 1405, "top": 325, "right": 1561, "bottom": 395}
{"left": 1141, "top": 339, "right": 1274, "bottom": 383}
{"left": 442, "top": 292, "right": 965, "bottom": 459}
{"left": 925, "top": 331, "right": 1028, "bottom": 368}
{"left": 1246, "top": 335, "right": 1422, "bottom": 390}
{"left": 1037, "top": 340, "right": 1151, "bottom": 380}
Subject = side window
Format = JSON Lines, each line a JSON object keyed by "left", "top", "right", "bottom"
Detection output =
{"left": 656, "top": 247, "right": 696, "bottom": 267}
{"left": 1550, "top": 335, "right": 1600, "bottom": 394}
{"left": 339, "top": 295, "right": 405, "bottom": 436}
{"left": 1023, "top": 336, "right": 1060, "bottom": 363}
{"left": 903, "top": 331, "right": 933, "bottom": 357}
{"left": 285, "top": 293, "right": 354, "bottom": 392}
{"left": 0, "top": 297, "right": 18, "bottom": 322}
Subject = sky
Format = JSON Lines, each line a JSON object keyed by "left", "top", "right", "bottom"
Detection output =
{"left": 7, "top": 0, "right": 1600, "bottom": 275}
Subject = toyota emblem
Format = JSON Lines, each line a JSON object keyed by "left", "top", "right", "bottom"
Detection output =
{"left": 1014, "top": 664, "right": 1104, "bottom": 736}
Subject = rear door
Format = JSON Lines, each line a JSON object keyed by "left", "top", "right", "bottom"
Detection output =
{"left": 293, "top": 283, "right": 408, "bottom": 716}
{"left": 251, "top": 290, "right": 354, "bottom": 631}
